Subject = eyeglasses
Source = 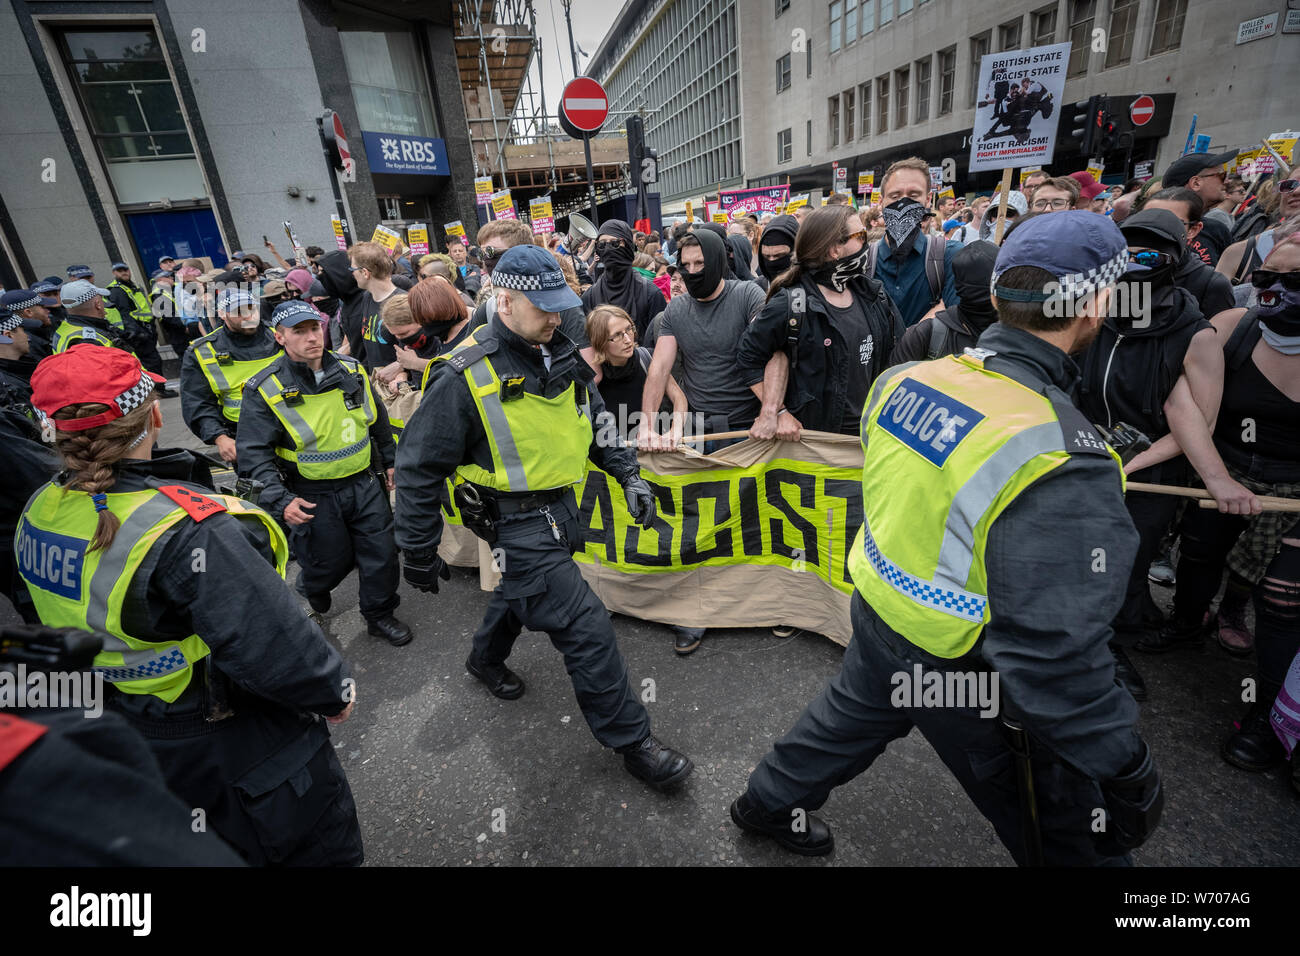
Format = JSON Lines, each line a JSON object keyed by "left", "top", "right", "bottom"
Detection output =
{"left": 839, "top": 229, "right": 868, "bottom": 245}
{"left": 1031, "top": 198, "right": 1071, "bottom": 211}
{"left": 1251, "top": 269, "right": 1300, "bottom": 291}
{"left": 347, "top": 265, "right": 365, "bottom": 273}
{"left": 1279, "top": 180, "right": 1300, "bottom": 193}
{"left": 609, "top": 328, "right": 635, "bottom": 343}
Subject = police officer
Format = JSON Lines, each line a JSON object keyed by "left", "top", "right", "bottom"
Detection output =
{"left": 51, "top": 279, "right": 137, "bottom": 354}
{"left": 17, "top": 345, "right": 362, "bottom": 864}
{"left": 238, "top": 300, "right": 412, "bottom": 645}
{"left": 394, "top": 245, "right": 693, "bottom": 791}
{"left": 181, "top": 288, "right": 281, "bottom": 466}
{"left": 730, "top": 212, "right": 1164, "bottom": 863}
{"left": 106, "top": 261, "right": 164, "bottom": 374}
{"left": 66, "top": 265, "right": 127, "bottom": 333}
{"left": 2, "top": 288, "right": 57, "bottom": 362}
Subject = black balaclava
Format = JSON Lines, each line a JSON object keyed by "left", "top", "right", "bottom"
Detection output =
{"left": 681, "top": 230, "right": 728, "bottom": 301}
{"left": 759, "top": 214, "right": 799, "bottom": 279}
{"left": 883, "top": 197, "right": 928, "bottom": 252}
{"left": 951, "top": 240, "right": 999, "bottom": 331}
{"left": 726, "top": 234, "right": 760, "bottom": 282}
{"left": 592, "top": 220, "right": 638, "bottom": 312}
{"left": 1117, "top": 209, "right": 1186, "bottom": 333}
{"left": 696, "top": 223, "right": 735, "bottom": 275}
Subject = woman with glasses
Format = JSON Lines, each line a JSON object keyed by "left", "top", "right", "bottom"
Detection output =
{"left": 738, "top": 205, "right": 905, "bottom": 440}
{"left": 586, "top": 304, "right": 687, "bottom": 444}
{"left": 1218, "top": 168, "right": 1300, "bottom": 285}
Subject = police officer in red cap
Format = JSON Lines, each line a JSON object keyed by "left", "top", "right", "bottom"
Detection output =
{"left": 17, "top": 345, "right": 363, "bottom": 864}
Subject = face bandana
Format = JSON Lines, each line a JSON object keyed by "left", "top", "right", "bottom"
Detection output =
{"left": 810, "top": 245, "right": 870, "bottom": 293}
{"left": 1256, "top": 282, "right": 1300, "bottom": 353}
{"left": 883, "top": 198, "right": 927, "bottom": 252}
{"left": 759, "top": 249, "right": 792, "bottom": 280}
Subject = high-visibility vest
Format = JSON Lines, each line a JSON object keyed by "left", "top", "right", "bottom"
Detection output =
{"left": 190, "top": 328, "right": 280, "bottom": 424}
{"left": 15, "top": 481, "right": 287, "bottom": 703}
{"left": 52, "top": 319, "right": 116, "bottom": 353}
{"left": 150, "top": 286, "right": 177, "bottom": 321}
{"left": 434, "top": 330, "right": 592, "bottom": 492}
{"left": 107, "top": 279, "right": 154, "bottom": 325}
{"left": 847, "top": 350, "right": 1124, "bottom": 659}
{"left": 254, "top": 354, "right": 377, "bottom": 479}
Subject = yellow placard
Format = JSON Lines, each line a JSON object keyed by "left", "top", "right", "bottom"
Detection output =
{"left": 370, "top": 224, "right": 401, "bottom": 253}
{"left": 490, "top": 190, "right": 517, "bottom": 219}
{"left": 786, "top": 194, "right": 809, "bottom": 211}
{"left": 857, "top": 171, "right": 874, "bottom": 194}
{"left": 1085, "top": 164, "right": 1105, "bottom": 183}
{"left": 711, "top": 211, "right": 729, "bottom": 224}
{"left": 937, "top": 185, "right": 955, "bottom": 201}
{"left": 1018, "top": 166, "right": 1042, "bottom": 188}
{"left": 528, "top": 197, "right": 553, "bottom": 220}
{"left": 444, "top": 220, "right": 466, "bottom": 238}
{"left": 406, "top": 223, "right": 429, "bottom": 255}
{"left": 869, "top": 188, "right": 882, "bottom": 205}
{"left": 474, "top": 177, "right": 493, "bottom": 198}
{"left": 684, "top": 200, "right": 694, "bottom": 222}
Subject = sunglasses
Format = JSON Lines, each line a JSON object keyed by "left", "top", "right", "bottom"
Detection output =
{"left": 480, "top": 245, "right": 507, "bottom": 261}
{"left": 1129, "top": 250, "right": 1175, "bottom": 268}
{"left": 839, "top": 229, "right": 868, "bottom": 244}
{"left": 1251, "top": 269, "right": 1300, "bottom": 291}
{"left": 1279, "top": 180, "right": 1300, "bottom": 194}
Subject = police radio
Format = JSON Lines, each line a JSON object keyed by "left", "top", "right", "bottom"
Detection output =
{"left": 0, "top": 624, "right": 102, "bottom": 673}
{"left": 1093, "top": 421, "right": 1151, "bottom": 466}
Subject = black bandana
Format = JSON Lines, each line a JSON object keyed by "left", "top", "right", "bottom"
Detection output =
{"left": 810, "top": 244, "right": 870, "bottom": 293}
{"left": 883, "top": 197, "right": 927, "bottom": 252}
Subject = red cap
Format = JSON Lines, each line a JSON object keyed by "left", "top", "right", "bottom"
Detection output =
{"left": 1069, "top": 171, "right": 1106, "bottom": 201}
{"left": 30, "top": 344, "right": 165, "bottom": 432}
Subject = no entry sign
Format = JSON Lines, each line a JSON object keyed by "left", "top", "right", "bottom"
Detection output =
{"left": 1130, "top": 95, "right": 1155, "bottom": 127}
{"left": 559, "top": 77, "right": 609, "bottom": 137}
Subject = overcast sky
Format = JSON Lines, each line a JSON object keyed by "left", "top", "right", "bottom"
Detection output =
{"left": 527, "top": 0, "right": 620, "bottom": 124}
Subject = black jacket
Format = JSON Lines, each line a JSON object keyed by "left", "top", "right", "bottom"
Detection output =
{"left": 890, "top": 308, "right": 982, "bottom": 364}
{"left": 179, "top": 322, "right": 280, "bottom": 443}
{"left": 315, "top": 250, "right": 367, "bottom": 359}
{"left": 1175, "top": 246, "right": 1234, "bottom": 320}
{"left": 236, "top": 351, "right": 396, "bottom": 521}
{"left": 737, "top": 273, "right": 904, "bottom": 433}
{"left": 394, "top": 320, "right": 639, "bottom": 556}
{"left": 868, "top": 322, "right": 1144, "bottom": 781}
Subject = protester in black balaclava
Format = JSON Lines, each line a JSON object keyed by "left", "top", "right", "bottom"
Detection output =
{"left": 726, "top": 234, "right": 766, "bottom": 289}
{"left": 681, "top": 227, "right": 729, "bottom": 300}
{"left": 888, "top": 239, "right": 999, "bottom": 362}
{"left": 581, "top": 219, "right": 666, "bottom": 337}
{"left": 758, "top": 214, "right": 799, "bottom": 282}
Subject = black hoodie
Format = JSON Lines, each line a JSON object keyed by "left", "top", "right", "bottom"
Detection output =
{"left": 580, "top": 220, "right": 666, "bottom": 337}
{"left": 315, "top": 249, "right": 365, "bottom": 356}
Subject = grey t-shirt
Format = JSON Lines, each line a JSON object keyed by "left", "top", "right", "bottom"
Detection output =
{"left": 657, "top": 279, "right": 765, "bottom": 426}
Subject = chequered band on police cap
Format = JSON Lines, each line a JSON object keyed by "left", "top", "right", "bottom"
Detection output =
{"left": 116, "top": 369, "right": 157, "bottom": 417}
{"left": 6, "top": 293, "right": 41, "bottom": 312}
{"left": 990, "top": 245, "right": 1129, "bottom": 304}
{"left": 0, "top": 312, "right": 22, "bottom": 334}
{"left": 491, "top": 267, "right": 567, "bottom": 293}
{"left": 63, "top": 285, "right": 104, "bottom": 307}
{"left": 216, "top": 289, "right": 257, "bottom": 312}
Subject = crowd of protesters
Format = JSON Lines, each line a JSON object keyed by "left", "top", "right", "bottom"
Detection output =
{"left": 2, "top": 148, "right": 1297, "bottom": 807}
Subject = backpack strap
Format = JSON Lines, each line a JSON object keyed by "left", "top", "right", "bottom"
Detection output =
{"left": 926, "top": 314, "right": 949, "bottom": 360}
{"left": 1223, "top": 310, "right": 1262, "bottom": 372}
{"left": 866, "top": 239, "right": 880, "bottom": 279}
{"left": 1233, "top": 237, "right": 1258, "bottom": 285}
{"left": 924, "top": 235, "right": 947, "bottom": 305}
{"left": 785, "top": 286, "right": 806, "bottom": 369}
{"left": 635, "top": 345, "right": 652, "bottom": 375}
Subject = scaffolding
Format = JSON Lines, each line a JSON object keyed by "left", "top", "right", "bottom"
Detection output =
{"left": 453, "top": 0, "right": 629, "bottom": 215}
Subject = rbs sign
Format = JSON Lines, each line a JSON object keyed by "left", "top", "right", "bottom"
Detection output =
{"left": 360, "top": 130, "right": 450, "bottom": 176}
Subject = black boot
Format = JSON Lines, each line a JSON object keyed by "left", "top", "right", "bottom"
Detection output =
{"left": 621, "top": 734, "right": 693, "bottom": 791}
{"left": 1136, "top": 614, "right": 1206, "bottom": 654}
{"left": 1110, "top": 643, "right": 1147, "bottom": 701}
{"left": 465, "top": 654, "right": 525, "bottom": 700}
{"left": 1222, "top": 683, "right": 1285, "bottom": 772}
{"left": 672, "top": 626, "right": 705, "bottom": 655}
{"left": 730, "top": 792, "right": 834, "bottom": 856}
{"left": 366, "top": 614, "right": 413, "bottom": 647}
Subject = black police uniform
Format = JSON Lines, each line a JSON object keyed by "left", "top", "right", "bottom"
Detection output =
{"left": 0, "top": 405, "right": 58, "bottom": 622}
{"left": 394, "top": 321, "right": 655, "bottom": 753}
{"left": 49, "top": 451, "right": 362, "bottom": 865}
{"left": 179, "top": 321, "right": 280, "bottom": 445}
{"left": 739, "top": 324, "right": 1157, "bottom": 865}
{"left": 107, "top": 276, "right": 164, "bottom": 374}
{"left": 237, "top": 350, "right": 403, "bottom": 631}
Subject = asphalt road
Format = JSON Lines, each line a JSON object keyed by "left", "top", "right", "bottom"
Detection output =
{"left": 9, "top": 390, "right": 1297, "bottom": 866}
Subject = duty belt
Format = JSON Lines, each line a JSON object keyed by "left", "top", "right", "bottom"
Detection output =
{"left": 487, "top": 486, "right": 568, "bottom": 515}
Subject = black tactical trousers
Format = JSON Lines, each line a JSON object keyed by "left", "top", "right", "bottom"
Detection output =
{"left": 290, "top": 470, "right": 400, "bottom": 622}
{"left": 744, "top": 593, "right": 1130, "bottom": 866}
{"left": 1113, "top": 490, "right": 1180, "bottom": 643}
{"left": 471, "top": 490, "right": 651, "bottom": 751}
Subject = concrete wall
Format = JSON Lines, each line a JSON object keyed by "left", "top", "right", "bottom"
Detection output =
{"left": 741, "top": 0, "right": 1296, "bottom": 188}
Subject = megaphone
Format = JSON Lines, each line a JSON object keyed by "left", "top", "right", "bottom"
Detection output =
{"left": 568, "top": 212, "right": 598, "bottom": 250}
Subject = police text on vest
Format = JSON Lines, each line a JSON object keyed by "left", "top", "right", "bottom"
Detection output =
{"left": 876, "top": 379, "right": 985, "bottom": 467}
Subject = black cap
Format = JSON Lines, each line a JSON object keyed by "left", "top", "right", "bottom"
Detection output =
{"left": 1119, "top": 208, "right": 1186, "bottom": 257}
{"left": 1162, "top": 150, "right": 1238, "bottom": 187}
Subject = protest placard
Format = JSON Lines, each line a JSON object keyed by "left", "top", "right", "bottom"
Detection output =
{"left": 968, "top": 42, "right": 1071, "bottom": 173}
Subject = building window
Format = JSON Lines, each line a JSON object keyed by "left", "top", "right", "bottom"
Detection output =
{"left": 938, "top": 46, "right": 956, "bottom": 115}
{"left": 776, "top": 0, "right": 790, "bottom": 16}
{"left": 338, "top": 13, "right": 439, "bottom": 138}
{"left": 898, "top": 0, "right": 912, "bottom": 14}
{"left": 778, "top": 127, "right": 792, "bottom": 163}
{"left": 777, "top": 53, "right": 791, "bottom": 92}
{"left": 914, "top": 56, "right": 931, "bottom": 123}
{"left": 859, "top": 81, "right": 871, "bottom": 138}
{"left": 828, "top": 94, "right": 840, "bottom": 148}
{"left": 844, "top": 88, "right": 855, "bottom": 141}
{"left": 969, "top": 32, "right": 990, "bottom": 108}
{"left": 57, "top": 29, "right": 206, "bottom": 206}
{"left": 1031, "top": 5, "right": 1057, "bottom": 45}
{"left": 877, "top": 73, "right": 890, "bottom": 134}
{"left": 1067, "top": 0, "right": 1095, "bottom": 77}
{"left": 831, "top": 1, "right": 843, "bottom": 52}
{"left": 845, "top": 0, "right": 859, "bottom": 43}
{"left": 881, "top": 0, "right": 894, "bottom": 24}
{"left": 998, "top": 18, "right": 1022, "bottom": 51}
{"left": 895, "top": 66, "right": 910, "bottom": 129}
{"left": 1105, "top": 0, "right": 1139, "bottom": 67}
{"left": 806, "top": 119, "right": 813, "bottom": 155}
{"left": 862, "top": 0, "right": 875, "bottom": 34}
{"left": 1149, "top": 0, "right": 1188, "bottom": 56}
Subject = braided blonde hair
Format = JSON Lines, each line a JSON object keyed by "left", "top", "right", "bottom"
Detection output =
{"left": 52, "top": 402, "right": 154, "bottom": 552}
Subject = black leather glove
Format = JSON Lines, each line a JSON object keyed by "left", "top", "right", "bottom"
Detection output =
{"left": 622, "top": 476, "right": 657, "bottom": 530}
{"left": 1099, "top": 740, "right": 1164, "bottom": 854}
{"left": 403, "top": 549, "right": 451, "bottom": 593}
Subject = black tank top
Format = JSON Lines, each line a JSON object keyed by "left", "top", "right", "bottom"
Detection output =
{"left": 1213, "top": 315, "right": 1300, "bottom": 482}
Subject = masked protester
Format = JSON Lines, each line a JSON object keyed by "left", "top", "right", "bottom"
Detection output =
{"left": 380, "top": 278, "right": 477, "bottom": 390}
{"left": 890, "top": 240, "right": 999, "bottom": 363}
{"left": 758, "top": 214, "right": 799, "bottom": 283}
{"left": 1075, "top": 208, "right": 1259, "bottom": 701}
{"left": 581, "top": 220, "right": 667, "bottom": 338}
{"left": 1158, "top": 237, "right": 1300, "bottom": 781}
{"left": 738, "top": 204, "right": 904, "bottom": 440}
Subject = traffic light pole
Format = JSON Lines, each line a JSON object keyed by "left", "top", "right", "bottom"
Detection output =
{"left": 583, "top": 134, "right": 599, "bottom": 228}
{"left": 316, "top": 115, "right": 353, "bottom": 246}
